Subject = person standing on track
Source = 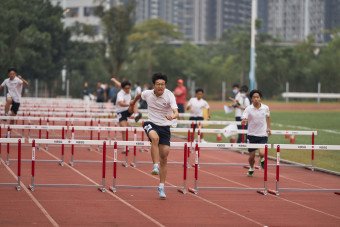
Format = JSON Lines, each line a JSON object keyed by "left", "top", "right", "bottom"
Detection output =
{"left": 234, "top": 85, "right": 250, "bottom": 143}
{"left": 0, "top": 67, "right": 29, "bottom": 123}
{"left": 186, "top": 88, "right": 210, "bottom": 143}
{"left": 130, "top": 72, "right": 178, "bottom": 199}
{"left": 241, "top": 89, "right": 271, "bottom": 177}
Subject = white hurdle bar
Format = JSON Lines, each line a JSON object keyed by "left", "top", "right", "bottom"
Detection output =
{"left": 188, "top": 143, "right": 270, "bottom": 195}
{"left": 268, "top": 144, "right": 340, "bottom": 196}
{"left": 0, "top": 138, "right": 22, "bottom": 191}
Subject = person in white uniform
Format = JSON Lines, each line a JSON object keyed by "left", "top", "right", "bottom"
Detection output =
{"left": 186, "top": 88, "right": 210, "bottom": 142}
{"left": 130, "top": 72, "right": 178, "bottom": 199}
{"left": 0, "top": 68, "right": 29, "bottom": 122}
{"left": 241, "top": 89, "right": 271, "bottom": 177}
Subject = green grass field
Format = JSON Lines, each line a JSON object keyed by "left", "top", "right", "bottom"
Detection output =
{"left": 198, "top": 110, "right": 340, "bottom": 172}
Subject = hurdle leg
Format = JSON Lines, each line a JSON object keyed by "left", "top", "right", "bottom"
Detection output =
{"left": 98, "top": 142, "right": 106, "bottom": 192}
{"left": 29, "top": 140, "right": 36, "bottom": 191}
{"left": 268, "top": 145, "right": 280, "bottom": 196}
{"left": 257, "top": 145, "right": 268, "bottom": 195}
{"left": 178, "top": 143, "right": 188, "bottom": 194}
{"left": 188, "top": 144, "right": 199, "bottom": 195}
{"left": 16, "top": 139, "right": 22, "bottom": 191}
{"left": 110, "top": 142, "right": 118, "bottom": 193}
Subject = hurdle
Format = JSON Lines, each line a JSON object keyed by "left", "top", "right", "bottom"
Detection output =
{"left": 2, "top": 124, "right": 66, "bottom": 165}
{"left": 270, "top": 130, "right": 317, "bottom": 170}
{"left": 109, "top": 141, "right": 188, "bottom": 194}
{"left": 28, "top": 139, "right": 109, "bottom": 192}
{"left": 268, "top": 144, "right": 340, "bottom": 196}
{"left": 0, "top": 138, "right": 22, "bottom": 191}
{"left": 188, "top": 143, "right": 269, "bottom": 195}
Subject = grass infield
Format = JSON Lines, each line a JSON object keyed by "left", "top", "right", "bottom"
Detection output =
{"left": 197, "top": 107, "right": 340, "bottom": 172}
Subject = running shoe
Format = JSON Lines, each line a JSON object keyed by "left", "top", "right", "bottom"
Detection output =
{"left": 260, "top": 158, "right": 265, "bottom": 169}
{"left": 158, "top": 187, "right": 166, "bottom": 199}
{"left": 247, "top": 168, "right": 254, "bottom": 177}
{"left": 151, "top": 166, "right": 159, "bottom": 175}
{"left": 134, "top": 112, "right": 142, "bottom": 122}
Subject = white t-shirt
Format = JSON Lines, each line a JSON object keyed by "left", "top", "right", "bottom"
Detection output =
{"left": 242, "top": 103, "right": 270, "bottom": 137}
{"left": 115, "top": 90, "right": 131, "bottom": 113}
{"left": 141, "top": 89, "right": 178, "bottom": 126}
{"left": 1, "top": 77, "right": 23, "bottom": 103}
{"left": 235, "top": 92, "right": 250, "bottom": 117}
{"left": 187, "top": 97, "right": 209, "bottom": 117}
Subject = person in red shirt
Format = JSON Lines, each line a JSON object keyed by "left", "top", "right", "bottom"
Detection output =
{"left": 173, "top": 79, "right": 187, "bottom": 115}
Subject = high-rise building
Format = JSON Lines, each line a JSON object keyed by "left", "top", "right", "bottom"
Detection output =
{"left": 324, "top": 0, "right": 340, "bottom": 41}
{"left": 214, "top": 0, "right": 251, "bottom": 40}
{"left": 263, "top": 0, "right": 326, "bottom": 43}
{"left": 50, "top": 0, "right": 110, "bottom": 42}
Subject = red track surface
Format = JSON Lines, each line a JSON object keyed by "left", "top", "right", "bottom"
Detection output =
{"left": 1, "top": 129, "right": 340, "bottom": 226}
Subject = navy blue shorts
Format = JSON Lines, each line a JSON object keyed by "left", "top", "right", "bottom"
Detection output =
{"left": 247, "top": 135, "right": 268, "bottom": 152}
{"left": 117, "top": 110, "right": 132, "bottom": 122}
{"left": 189, "top": 116, "right": 204, "bottom": 131}
{"left": 143, "top": 121, "right": 171, "bottom": 146}
{"left": 11, "top": 101, "right": 20, "bottom": 115}
{"left": 177, "top": 104, "right": 185, "bottom": 113}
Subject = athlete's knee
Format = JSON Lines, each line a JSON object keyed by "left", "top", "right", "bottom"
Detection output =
{"left": 150, "top": 136, "right": 159, "bottom": 144}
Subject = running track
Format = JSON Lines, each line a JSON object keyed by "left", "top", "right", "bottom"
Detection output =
{"left": 1, "top": 130, "right": 340, "bottom": 226}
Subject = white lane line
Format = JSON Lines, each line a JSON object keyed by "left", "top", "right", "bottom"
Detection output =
{"left": 40, "top": 147, "right": 164, "bottom": 227}
{"left": 201, "top": 152, "right": 332, "bottom": 189}
{"left": 198, "top": 153, "right": 340, "bottom": 220}
{"left": 272, "top": 123, "right": 340, "bottom": 134}
{"left": 1, "top": 159, "right": 59, "bottom": 227}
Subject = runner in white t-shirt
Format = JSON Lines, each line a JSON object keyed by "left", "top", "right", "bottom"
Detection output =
{"left": 186, "top": 88, "right": 210, "bottom": 143}
{"left": 130, "top": 72, "right": 178, "bottom": 199}
{"left": 242, "top": 89, "right": 271, "bottom": 177}
{"left": 0, "top": 68, "right": 29, "bottom": 122}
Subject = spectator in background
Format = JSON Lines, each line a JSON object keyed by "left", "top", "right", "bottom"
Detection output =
{"left": 173, "top": 78, "right": 187, "bottom": 118}
{"left": 83, "top": 82, "right": 91, "bottom": 101}
{"left": 95, "top": 82, "right": 106, "bottom": 103}
{"left": 108, "top": 82, "right": 120, "bottom": 105}
{"left": 139, "top": 83, "right": 151, "bottom": 109}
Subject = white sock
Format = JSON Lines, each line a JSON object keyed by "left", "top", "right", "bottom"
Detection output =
{"left": 249, "top": 167, "right": 254, "bottom": 171}
{"left": 159, "top": 183, "right": 164, "bottom": 188}
{"left": 153, "top": 163, "right": 159, "bottom": 168}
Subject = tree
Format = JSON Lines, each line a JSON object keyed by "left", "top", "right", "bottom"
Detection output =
{"left": 0, "top": 0, "right": 69, "bottom": 93}
{"left": 98, "top": 0, "right": 136, "bottom": 75}
{"left": 127, "top": 19, "right": 182, "bottom": 79}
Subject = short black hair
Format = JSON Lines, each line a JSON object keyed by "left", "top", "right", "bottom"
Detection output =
{"left": 240, "top": 85, "right": 249, "bottom": 93}
{"left": 152, "top": 72, "right": 167, "bottom": 84}
{"left": 121, "top": 80, "right": 131, "bottom": 88}
{"left": 249, "top": 89, "right": 263, "bottom": 98}
{"left": 7, "top": 67, "right": 17, "bottom": 74}
{"left": 195, "top": 88, "right": 204, "bottom": 93}
{"left": 232, "top": 83, "right": 239, "bottom": 88}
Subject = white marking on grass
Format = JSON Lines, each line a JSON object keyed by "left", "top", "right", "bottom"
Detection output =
{"left": 272, "top": 123, "right": 340, "bottom": 134}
